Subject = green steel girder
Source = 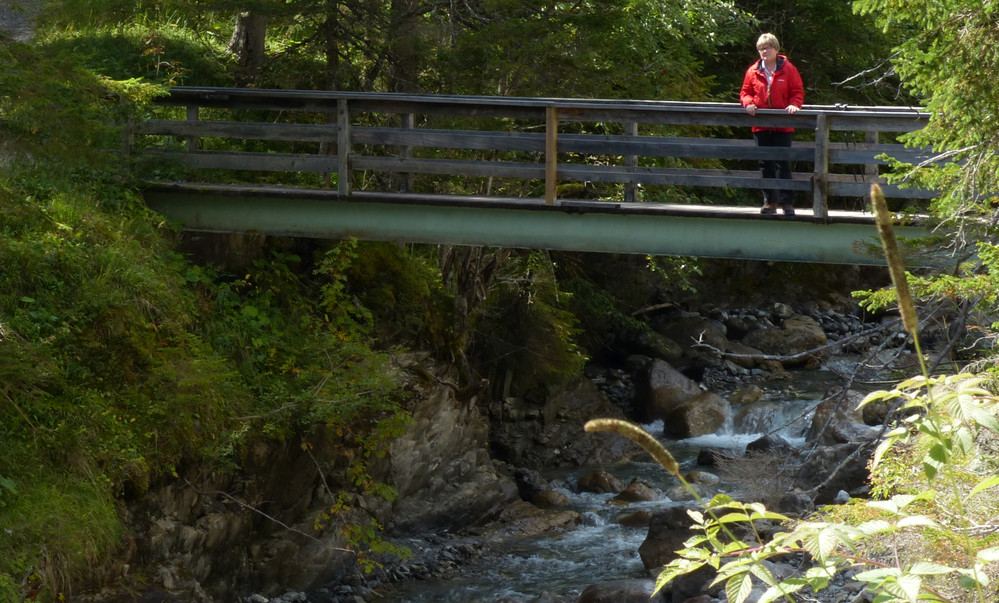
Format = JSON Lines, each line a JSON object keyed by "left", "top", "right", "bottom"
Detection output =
{"left": 143, "top": 184, "right": 944, "bottom": 268}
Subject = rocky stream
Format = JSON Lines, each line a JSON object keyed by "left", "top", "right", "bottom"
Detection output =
{"left": 77, "top": 259, "right": 976, "bottom": 603}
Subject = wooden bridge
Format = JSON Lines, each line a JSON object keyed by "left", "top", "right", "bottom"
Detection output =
{"left": 129, "top": 87, "right": 947, "bottom": 266}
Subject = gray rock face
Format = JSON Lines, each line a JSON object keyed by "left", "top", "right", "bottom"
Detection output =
{"left": 117, "top": 355, "right": 520, "bottom": 601}
{"left": 633, "top": 359, "right": 702, "bottom": 423}
{"left": 488, "top": 377, "right": 637, "bottom": 469}
{"left": 383, "top": 374, "right": 519, "bottom": 533}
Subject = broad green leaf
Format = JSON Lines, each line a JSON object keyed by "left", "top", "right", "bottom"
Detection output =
{"left": 857, "top": 519, "right": 895, "bottom": 535}
{"left": 707, "top": 493, "right": 735, "bottom": 507}
{"left": 895, "top": 574, "right": 922, "bottom": 602}
{"left": 716, "top": 512, "right": 751, "bottom": 524}
{"left": 725, "top": 573, "right": 753, "bottom": 603}
{"left": 655, "top": 558, "right": 706, "bottom": 594}
{"left": 896, "top": 515, "right": 940, "bottom": 529}
{"left": 748, "top": 561, "right": 777, "bottom": 586}
{"left": 758, "top": 579, "right": 808, "bottom": 603}
{"left": 871, "top": 438, "right": 892, "bottom": 469}
{"left": 855, "top": 567, "right": 902, "bottom": 583}
{"left": 976, "top": 546, "right": 999, "bottom": 562}
{"left": 908, "top": 561, "right": 954, "bottom": 575}
{"left": 721, "top": 541, "right": 752, "bottom": 555}
{"left": 970, "top": 475, "right": 999, "bottom": 496}
{"left": 859, "top": 390, "right": 895, "bottom": 407}
{"left": 801, "top": 525, "right": 849, "bottom": 561}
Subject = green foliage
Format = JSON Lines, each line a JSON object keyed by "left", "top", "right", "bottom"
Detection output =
{"left": 0, "top": 38, "right": 415, "bottom": 599}
{"left": 336, "top": 242, "right": 453, "bottom": 349}
{"left": 470, "top": 250, "right": 586, "bottom": 393}
{"left": 709, "top": 0, "right": 909, "bottom": 106}
{"left": 437, "top": 0, "right": 753, "bottom": 99}
{"left": 852, "top": 0, "right": 999, "bottom": 225}
{"left": 0, "top": 475, "right": 123, "bottom": 602}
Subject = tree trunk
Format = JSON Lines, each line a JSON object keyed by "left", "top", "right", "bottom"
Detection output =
{"left": 228, "top": 11, "right": 267, "bottom": 84}
{"left": 387, "top": 0, "right": 421, "bottom": 92}
{"left": 323, "top": 0, "right": 340, "bottom": 89}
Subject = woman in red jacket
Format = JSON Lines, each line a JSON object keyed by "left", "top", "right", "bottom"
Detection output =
{"left": 740, "top": 33, "right": 804, "bottom": 215}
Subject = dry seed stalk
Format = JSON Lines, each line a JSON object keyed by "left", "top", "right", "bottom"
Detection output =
{"left": 870, "top": 184, "right": 919, "bottom": 335}
{"left": 583, "top": 418, "right": 680, "bottom": 476}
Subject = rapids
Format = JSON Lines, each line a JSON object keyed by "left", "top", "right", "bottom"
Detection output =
{"left": 376, "top": 366, "right": 858, "bottom": 602}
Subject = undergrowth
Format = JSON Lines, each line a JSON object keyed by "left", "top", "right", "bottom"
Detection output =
{"left": 0, "top": 41, "right": 414, "bottom": 600}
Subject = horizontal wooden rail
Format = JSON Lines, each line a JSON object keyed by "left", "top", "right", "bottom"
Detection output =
{"left": 126, "top": 86, "right": 936, "bottom": 219}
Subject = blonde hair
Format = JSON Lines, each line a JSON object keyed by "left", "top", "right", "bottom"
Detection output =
{"left": 756, "top": 33, "right": 780, "bottom": 51}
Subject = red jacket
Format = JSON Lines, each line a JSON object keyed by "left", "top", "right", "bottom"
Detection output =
{"left": 740, "top": 55, "right": 804, "bottom": 132}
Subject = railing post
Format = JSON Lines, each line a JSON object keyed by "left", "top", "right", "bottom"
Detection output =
{"left": 812, "top": 113, "right": 829, "bottom": 219}
{"left": 545, "top": 105, "right": 558, "bottom": 206}
{"left": 121, "top": 119, "right": 134, "bottom": 156}
{"left": 399, "top": 113, "right": 414, "bottom": 193}
{"left": 865, "top": 130, "right": 879, "bottom": 183}
{"left": 185, "top": 105, "right": 200, "bottom": 152}
{"left": 624, "top": 121, "right": 638, "bottom": 203}
{"left": 337, "top": 98, "right": 351, "bottom": 197}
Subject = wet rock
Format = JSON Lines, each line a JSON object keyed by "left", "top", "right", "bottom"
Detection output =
{"left": 615, "top": 509, "right": 653, "bottom": 528}
{"left": 724, "top": 313, "right": 771, "bottom": 340}
{"left": 638, "top": 505, "right": 697, "bottom": 569}
{"left": 794, "top": 443, "right": 874, "bottom": 504}
{"left": 777, "top": 491, "right": 815, "bottom": 516}
{"left": 724, "top": 339, "right": 764, "bottom": 369}
{"left": 488, "top": 500, "right": 581, "bottom": 537}
{"left": 577, "top": 470, "right": 625, "bottom": 494}
{"left": 807, "top": 389, "right": 880, "bottom": 446}
{"left": 695, "top": 447, "right": 733, "bottom": 467}
{"left": 667, "top": 483, "right": 706, "bottom": 502}
{"left": 772, "top": 302, "right": 794, "bottom": 320}
{"left": 741, "top": 314, "right": 828, "bottom": 367}
{"left": 532, "top": 489, "right": 570, "bottom": 509}
{"left": 653, "top": 314, "right": 728, "bottom": 354}
{"left": 633, "top": 359, "right": 702, "bottom": 423}
{"left": 729, "top": 384, "right": 765, "bottom": 404}
{"left": 577, "top": 578, "right": 666, "bottom": 602}
{"left": 745, "top": 434, "right": 796, "bottom": 456}
{"left": 661, "top": 391, "right": 730, "bottom": 439}
{"left": 489, "top": 377, "right": 636, "bottom": 470}
{"left": 610, "top": 479, "right": 659, "bottom": 504}
{"left": 684, "top": 470, "right": 720, "bottom": 486}
{"left": 613, "top": 325, "right": 684, "bottom": 362}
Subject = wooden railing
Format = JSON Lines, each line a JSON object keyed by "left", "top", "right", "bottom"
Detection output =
{"left": 125, "top": 87, "right": 934, "bottom": 219}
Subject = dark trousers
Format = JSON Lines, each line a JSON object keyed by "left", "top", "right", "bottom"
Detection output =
{"left": 754, "top": 130, "right": 794, "bottom": 206}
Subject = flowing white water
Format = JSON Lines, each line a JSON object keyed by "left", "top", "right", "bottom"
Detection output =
{"left": 377, "top": 369, "right": 844, "bottom": 601}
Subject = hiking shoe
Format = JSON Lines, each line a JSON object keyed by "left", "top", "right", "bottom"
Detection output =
{"left": 760, "top": 206, "right": 777, "bottom": 215}
{"left": 782, "top": 205, "right": 795, "bottom": 216}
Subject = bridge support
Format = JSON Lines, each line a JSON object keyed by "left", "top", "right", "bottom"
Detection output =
{"left": 143, "top": 183, "right": 944, "bottom": 268}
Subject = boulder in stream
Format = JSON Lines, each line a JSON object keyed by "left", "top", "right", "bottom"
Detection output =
{"left": 741, "top": 314, "right": 828, "bottom": 366}
{"left": 660, "top": 391, "right": 730, "bottom": 439}
{"left": 577, "top": 578, "right": 667, "bottom": 602}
